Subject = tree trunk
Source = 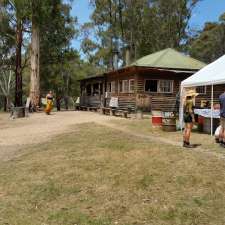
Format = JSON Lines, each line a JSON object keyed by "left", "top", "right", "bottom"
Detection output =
{"left": 15, "top": 18, "right": 23, "bottom": 107}
{"left": 6, "top": 96, "right": 10, "bottom": 112}
{"left": 30, "top": 22, "right": 40, "bottom": 110}
{"left": 4, "top": 96, "right": 7, "bottom": 112}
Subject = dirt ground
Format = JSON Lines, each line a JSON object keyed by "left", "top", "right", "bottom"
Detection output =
{"left": 1, "top": 111, "right": 223, "bottom": 162}
{"left": 0, "top": 111, "right": 121, "bottom": 161}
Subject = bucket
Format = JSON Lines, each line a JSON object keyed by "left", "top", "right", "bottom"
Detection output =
{"left": 162, "top": 117, "right": 176, "bottom": 132}
{"left": 152, "top": 116, "right": 163, "bottom": 126}
{"left": 152, "top": 111, "right": 162, "bottom": 126}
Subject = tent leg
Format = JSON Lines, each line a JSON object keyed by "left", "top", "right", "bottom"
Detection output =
{"left": 211, "top": 84, "right": 214, "bottom": 136}
{"left": 179, "top": 86, "right": 184, "bottom": 132}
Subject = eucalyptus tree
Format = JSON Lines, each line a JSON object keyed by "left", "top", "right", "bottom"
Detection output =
{"left": 39, "top": 0, "right": 78, "bottom": 98}
{"left": 0, "top": 67, "right": 15, "bottom": 110}
{"left": 29, "top": 0, "right": 41, "bottom": 109}
{"left": 83, "top": 0, "right": 200, "bottom": 68}
{"left": 0, "top": 0, "right": 30, "bottom": 107}
{"left": 189, "top": 12, "right": 225, "bottom": 63}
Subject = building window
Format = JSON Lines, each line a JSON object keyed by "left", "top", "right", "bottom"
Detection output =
{"left": 93, "top": 83, "right": 99, "bottom": 95}
{"left": 118, "top": 80, "right": 123, "bottom": 93}
{"left": 129, "top": 79, "right": 135, "bottom": 93}
{"left": 107, "top": 81, "right": 116, "bottom": 93}
{"left": 111, "top": 81, "right": 116, "bottom": 93}
{"left": 100, "top": 83, "right": 103, "bottom": 95}
{"left": 145, "top": 80, "right": 158, "bottom": 92}
{"left": 107, "top": 82, "right": 111, "bottom": 93}
{"left": 196, "top": 86, "right": 206, "bottom": 94}
{"left": 122, "top": 80, "right": 129, "bottom": 93}
{"left": 86, "top": 84, "right": 92, "bottom": 96}
{"left": 145, "top": 80, "right": 173, "bottom": 93}
{"left": 158, "top": 80, "right": 173, "bottom": 93}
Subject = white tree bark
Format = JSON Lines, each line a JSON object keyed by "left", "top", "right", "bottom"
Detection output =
{"left": 0, "top": 69, "right": 14, "bottom": 111}
{"left": 30, "top": 22, "right": 40, "bottom": 109}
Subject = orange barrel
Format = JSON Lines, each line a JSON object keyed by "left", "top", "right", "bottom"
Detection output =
{"left": 152, "top": 111, "right": 162, "bottom": 126}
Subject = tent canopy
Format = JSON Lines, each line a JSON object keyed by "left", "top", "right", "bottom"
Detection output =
{"left": 181, "top": 55, "right": 225, "bottom": 88}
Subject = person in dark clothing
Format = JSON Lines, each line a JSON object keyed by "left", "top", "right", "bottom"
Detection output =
{"left": 56, "top": 96, "right": 61, "bottom": 111}
{"left": 219, "top": 91, "right": 225, "bottom": 146}
{"left": 183, "top": 90, "right": 198, "bottom": 148}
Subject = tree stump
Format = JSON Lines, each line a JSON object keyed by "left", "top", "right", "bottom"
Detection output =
{"left": 12, "top": 107, "right": 25, "bottom": 118}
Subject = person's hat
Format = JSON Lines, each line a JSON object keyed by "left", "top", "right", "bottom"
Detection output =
{"left": 185, "top": 90, "right": 199, "bottom": 97}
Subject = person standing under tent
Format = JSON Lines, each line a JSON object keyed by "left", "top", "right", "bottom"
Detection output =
{"left": 219, "top": 91, "right": 225, "bottom": 146}
{"left": 183, "top": 90, "right": 198, "bottom": 148}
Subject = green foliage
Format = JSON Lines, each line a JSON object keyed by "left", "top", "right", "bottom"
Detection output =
{"left": 82, "top": 0, "right": 200, "bottom": 68}
{"left": 1, "top": 0, "right": 96, "bottom": 103}
{"left": 39, "top": 0, "right": 78, "bottom": 97}
{"left": 189, "top": 12, "right": 225, "bottom": 63}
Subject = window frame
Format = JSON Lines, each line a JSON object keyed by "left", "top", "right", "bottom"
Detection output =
{"left": 111, "top": 81, "right": 116, "bottom": 93}
{"left": 196, "top": 86, "right": 207, "bottom": 95}
{"left": 118, "top": 79, "right": 130, "bottom": 93}
{"left": 129, "top": 79, "right": 135, "bottom": 93}
{"left": 118, "top": 80, "right": 123, "bottom": 93}
{"left": 144, "top": 79, "right": 174, "bottom": 94}
{"left": 122, "top": 80, "right": 129, "bottom": 93}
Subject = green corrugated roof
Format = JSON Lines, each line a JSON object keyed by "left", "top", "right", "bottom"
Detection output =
{"left": 131, "top": 48, "right": 206, "bottom": 70}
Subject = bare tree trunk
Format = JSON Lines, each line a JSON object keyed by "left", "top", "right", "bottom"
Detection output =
{"left": 30, "top": 22, "right": 40, "bottom": 110}
{"left": 6, "top": 96, "right": 10, "bottom": 112}
{"left": 4, "top": 96, "right": 7, "bottom": 112}
{"left": 15, "top": 17, "right": 23, "bottom": 107}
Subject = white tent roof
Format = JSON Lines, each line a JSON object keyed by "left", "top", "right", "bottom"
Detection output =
{"left": 181, "top": 55, "right": 225, "bottom": 87}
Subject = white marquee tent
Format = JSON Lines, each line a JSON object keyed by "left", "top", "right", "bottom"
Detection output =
{"left": 180, "top": 54, "right": 225, "bottom": 135}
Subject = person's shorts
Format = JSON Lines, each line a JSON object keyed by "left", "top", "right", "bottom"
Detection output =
{"left": 220, "top": 117, "right": 225, "bottom": 129}
{"left": 184, "top": 113, "right": 193, "bottom": 123}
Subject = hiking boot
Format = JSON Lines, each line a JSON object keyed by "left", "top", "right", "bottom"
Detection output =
{"left": 183, "top": 142, "right": 194, "bottom": 148}
{"left": 220, "top": 142, "right": 225, "bottom": 148}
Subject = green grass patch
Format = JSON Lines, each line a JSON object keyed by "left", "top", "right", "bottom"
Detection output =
{"left": 1, "top": 123, "right": 225, "bottom": 224}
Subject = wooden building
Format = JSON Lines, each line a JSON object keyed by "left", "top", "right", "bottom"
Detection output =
{"left": 79, "top": 48, "right": 206, "bottom": 112}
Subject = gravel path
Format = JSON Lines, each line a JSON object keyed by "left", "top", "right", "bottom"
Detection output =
{"left": 0, "top": 111, "right": 120, "bottom": 161}
{"left": 1, "top": 111, "right": 224, "bottom": 162}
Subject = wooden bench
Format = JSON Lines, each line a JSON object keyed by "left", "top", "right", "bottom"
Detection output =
{"left": 115, "top": 109, "right": 128, "bottom": 118}
{"left": 100, "top": 107, "right": 116, "bottom": 116}
{"left": 77, "top": 106, "right": 87, "bottom": 111}
{"left": 100, "top": 107, "right": 128, "bottom": 118}
{"left": 87, "top": 106, "right": 98, "bottom": 112}
{"left": 77, "top": 106, "right": 99, "bottom": 112}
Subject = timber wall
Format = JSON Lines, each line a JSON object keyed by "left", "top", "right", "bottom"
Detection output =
{"left": 79, "top": 70, "right": 225, "bottom": 112}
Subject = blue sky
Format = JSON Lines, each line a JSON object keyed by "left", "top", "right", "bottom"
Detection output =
{"left": 71, "top": 0, "right": 225, "bottom": 51}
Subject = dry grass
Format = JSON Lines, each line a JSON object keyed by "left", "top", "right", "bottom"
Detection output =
{"left": 110, "top": 118, "right": 225, "bottom": 153}
{"left": 1, "top": 123, "right": 225, "bottom": 224}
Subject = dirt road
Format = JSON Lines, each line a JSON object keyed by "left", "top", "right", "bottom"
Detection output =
{"left": 1, "top": 111, "right": 223, "bottom": 162}
{"left": 0, "top": 111, "right": 120, "bottom": 161}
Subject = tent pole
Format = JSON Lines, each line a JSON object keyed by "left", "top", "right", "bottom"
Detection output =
{"left": 211, "top": 84, "right": 214, "bottom": 136}
{"left": 179, "top": 86, "right": 184, "bottom": 132}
